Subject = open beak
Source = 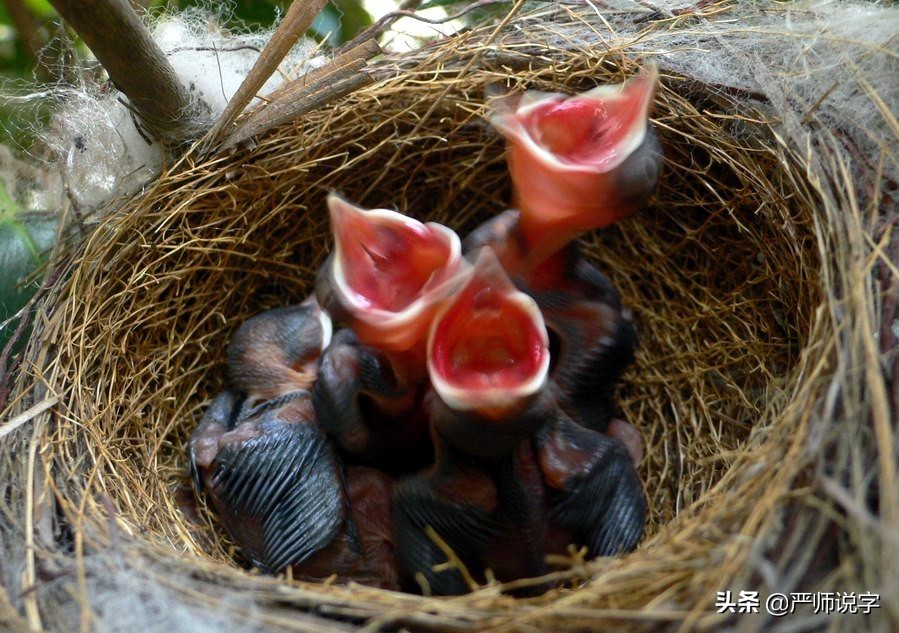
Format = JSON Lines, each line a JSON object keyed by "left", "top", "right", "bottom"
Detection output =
{"left": 428, "top": 248, "right": 550, "bottom": 416}
{"left": 490, "top": 65, "right": 660, "bottom": 261}
{"left": 318, "top": 194, "right": 466, "bottom": 352}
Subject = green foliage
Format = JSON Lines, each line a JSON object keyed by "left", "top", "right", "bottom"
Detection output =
{"left": 0, "top": 183, "right": 57, "bottom": 359}
{"left": 23, "top": 0, "right": 54, "bottom": 19}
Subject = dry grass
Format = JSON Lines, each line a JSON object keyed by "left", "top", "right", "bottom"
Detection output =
{"left": 1, "top": 2, "right": 896, "bottom": 632}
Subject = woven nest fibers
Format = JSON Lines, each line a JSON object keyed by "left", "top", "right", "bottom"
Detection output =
{"left": 2, "top": 3, "right": 897, "bottom": 632}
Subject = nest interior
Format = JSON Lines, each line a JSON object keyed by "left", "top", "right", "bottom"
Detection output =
{"left": 3, "top": 3, "right": 896, "bottom": 632}
{"left": 57, "top": 58, "right": 817, "bottom": 547}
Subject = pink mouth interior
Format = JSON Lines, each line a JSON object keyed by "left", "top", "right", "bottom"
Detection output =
{"left": 527, "top": 84, "right": 647, "bottom": 167}
{"left": 431, "top": 280, "right": 546, "bottom": 392}
{"left": 337, "top": 215, "right": 453, "bottom": 313}
{"left": 533, "top": 100, "right": 615, "bottom": 162}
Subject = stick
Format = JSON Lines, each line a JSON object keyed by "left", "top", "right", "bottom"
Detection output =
{"left": 220, "top": 38, "right": 381, "bottom": 149}
{"left": 206, "top": 0, "right": 330, "bottom": 144}
{"left": 48, "top": 0, "right": 202, "bottom": 143}
{"left": 263, "top": 38, "right": 381, "bottom": 103}
{"left": 221, "top": 69, "right": 373, "bottom": 150}
{"left": 0, "top": 397, "right": 58, "bottom": 440}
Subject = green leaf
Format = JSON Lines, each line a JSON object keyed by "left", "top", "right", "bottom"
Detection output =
{"left": 332, "top": 0, "right": 373, "bottom": 43}
{"left": 24, "top": 0, "right": 56, "bottom": 19}
{"left": 0, "top": 212, "right": 58, "bottom": 357}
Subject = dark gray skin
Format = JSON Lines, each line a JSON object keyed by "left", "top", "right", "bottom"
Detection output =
{"left": 392, "top": 388, "right": 646, "bottom": 596}
{"left": 531, "top": 249, "right": 638, "bottom": 434}
{"left": 189, "top": 390, "right": 346, "bottom": 573}
{"left": 226, "top": 295, "right": 329, "bottom": 401}
{"left": 189, "top": 390, "right": 400, "bottom": 588}
{"left": 312, "top": 328, "right": 432, "bottom": 474}
{"left": 192, "top": 295, "right": 401, "bottom": 587}
{"left": 608, "top": 123, "right": 663, "bottom": 219}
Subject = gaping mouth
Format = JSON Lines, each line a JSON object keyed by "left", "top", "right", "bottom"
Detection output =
{"left": 535, "top": 99, "right": 617, "bottom": 164}
{"left": 499, "top": 64, "right": 658, "bottom": 174}
{"left": 482, "top": 65, "right": 660, "bottom": 265}
{"left": 327, "top": 194, "right": 464, "bottom": 350}
{"left": 428, "top": 248, "right": 549, "bottom": 413}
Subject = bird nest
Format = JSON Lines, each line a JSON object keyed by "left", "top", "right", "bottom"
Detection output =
{"left": 1, "top": 2, "right": 896, "bottom": 631}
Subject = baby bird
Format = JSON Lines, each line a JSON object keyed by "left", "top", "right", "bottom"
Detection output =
{"left": 488, "top": 66, "right": 662, "bottom": 267}
{"left": 463, "top": 212, "right": 637, "bottom": 441}
{"left": 461, "top": 69, "right": 661, "bottom": 453}
{"left": 315, "top": 193, "right": 465, "bottom": 353}
{"left": 226, "top": 295, "right": 332, "bottom": 401}
{"left": 312, "top": 327, "right": 432, "bottom": 472}
{"left": 393, "top": 249, "right": 552, "bottom": 594}
{"left": 393, "top": 249, "right": 645, "bottom": 594}
{"left": 191, "top": 292, "right": 397, "bottom": 587}
{"left": 314, "top": 194, "right": 469, "bottom": 466}
{"left": 189, "top": 390, "right": 399, "bottom": 589}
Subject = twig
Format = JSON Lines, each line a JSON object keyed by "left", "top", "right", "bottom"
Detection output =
{"left": 361, "top": 0, "right": 528, "bottom": 200}
{"left": 49, "top": 0, "right": 205, "bottom": 143}
{"left": 221, "top": 68, "right": 374, "bottom": 150}
{"left": 206, "top": 0, "right": 330, "bottom": 145}
{"left": 0, "top": 397, "right": 59, "bottom": 440}
{"left": 263, "top": 38, "right": 381, "bottom": 103}
{"left": 424, "top": 526, "right": 481, "bottom": 592}
{"left": 220, "top": 39, "right": 381, "bottom": 149}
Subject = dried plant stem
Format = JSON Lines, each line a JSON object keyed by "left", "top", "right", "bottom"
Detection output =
{"left": 265, "top": 38, "right": 382, "bottom": 102}
{"left": 222, "top": 69, "right": 373, "bottom": 150}
{"left": 207, "top": 0, "right": 330, "bottom": 144}
{"left": 221, "top": 38, "right": 382, "bottom": 149}
{"left": 0, "top": 397, "right": 58, "bottom": 439}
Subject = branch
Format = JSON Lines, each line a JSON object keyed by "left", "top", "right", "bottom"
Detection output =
{"left": 220, "top": 38, "right": 380, "bottom": 149}
{"left": 206, "top": 0, "right": 330, "bottom": 144}
{"left": 48, "top": 0, "right": 204, "bottom": 143}
{"left": 221, "top": 65, "right": 372, "bottom": 150}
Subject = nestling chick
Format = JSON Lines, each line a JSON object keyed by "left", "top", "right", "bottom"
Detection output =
{"left": 189, "top": 390, "right": 399, "bottom": 588}
{"left": 314, "top": 194, "right": 470, "bottom": 467}
{"left": 489, "top": 65, "right": 662, "bottom": 266}
{"left": 394, "top": 249, "right": 645, "bottom": 594}
{"left": 226, "top": 294, "right": 331, "bottom": 401}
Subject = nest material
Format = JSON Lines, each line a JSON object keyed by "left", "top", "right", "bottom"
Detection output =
{"left": 2, "top": 2, "right": 897, "bottom": 631}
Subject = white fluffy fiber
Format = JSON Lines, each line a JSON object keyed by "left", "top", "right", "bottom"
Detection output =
{"left": 43, "top": 6, "right": 325, "bottom": 212}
